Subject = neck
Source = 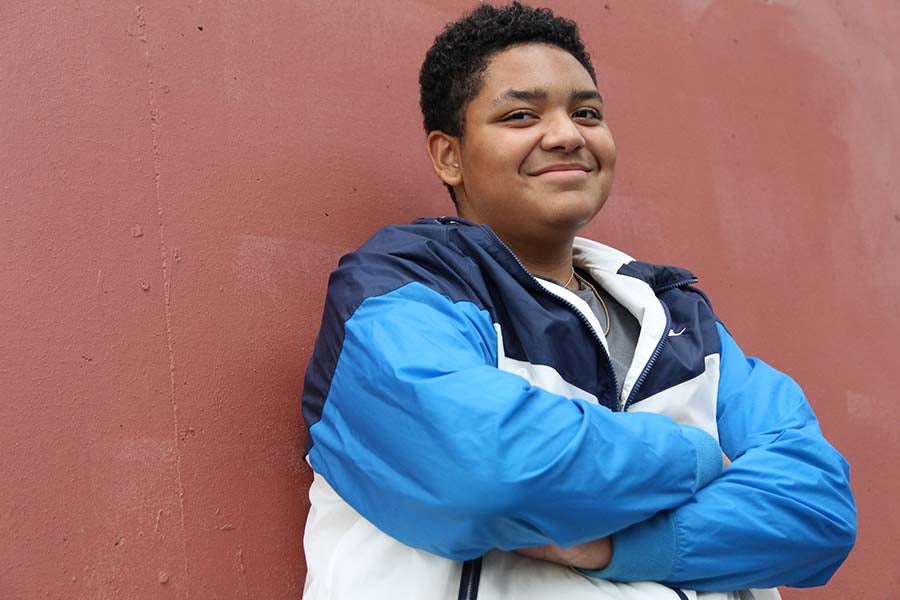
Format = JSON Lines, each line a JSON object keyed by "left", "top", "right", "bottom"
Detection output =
{"left": 453, "top": 203, "right": 581, "bottom": 288}
{"left": 507, "top": 238, "right": 577, "bottom": 290}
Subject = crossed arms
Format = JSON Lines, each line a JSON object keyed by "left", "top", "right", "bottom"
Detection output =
{"left": 305, "top": 282, "right": 856, "bottom": 591}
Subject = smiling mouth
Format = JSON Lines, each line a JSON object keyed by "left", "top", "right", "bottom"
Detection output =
{"left": 531, "top": 164, "right": 592, "bottom": 176}
{"left": 531, "top": 168, "right": 592, "bottom": 180}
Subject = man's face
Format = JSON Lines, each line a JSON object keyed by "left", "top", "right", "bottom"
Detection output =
{"left": 453, "top": 43, "right": 616, "bottom": 247}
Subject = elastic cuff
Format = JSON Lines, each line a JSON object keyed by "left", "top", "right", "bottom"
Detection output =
{"left": 678, "top": 424, "right": 722, "bottom": 492}
{"left": 578, "top": 512, "right": 676, "bottom": 582}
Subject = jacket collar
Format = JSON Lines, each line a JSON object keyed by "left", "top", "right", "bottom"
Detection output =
{"left": 421, "top": 217, "right": 697, "bottom": 293}
{"left": 574, "top": 237, "right": 698, "bottom": 292}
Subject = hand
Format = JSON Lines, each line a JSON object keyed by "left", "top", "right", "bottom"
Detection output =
{"left": 514, "top": 537, "right": 612, "bottom": 570}
{"left": 723, "top": 451, "right": 731, "bottom": 469}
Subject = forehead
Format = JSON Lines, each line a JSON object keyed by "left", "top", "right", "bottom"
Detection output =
{"left": 477, "top": 43, "right": 598, "bottom": 100}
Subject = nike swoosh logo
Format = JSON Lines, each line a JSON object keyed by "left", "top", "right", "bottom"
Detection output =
{"left": 668, "top": 327, "right": 687, "bottom": 337}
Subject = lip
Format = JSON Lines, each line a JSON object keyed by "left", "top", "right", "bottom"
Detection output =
{"left": 530, "top": 163, "right": 592, "bottom": 176}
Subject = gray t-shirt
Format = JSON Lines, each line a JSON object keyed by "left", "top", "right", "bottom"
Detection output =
{"left": 572, "top": 273, "right": 641, "bottom": 397}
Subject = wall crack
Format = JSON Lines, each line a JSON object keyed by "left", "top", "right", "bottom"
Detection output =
{"left": 137, "top": 5, "right": 191, "bottom": 598}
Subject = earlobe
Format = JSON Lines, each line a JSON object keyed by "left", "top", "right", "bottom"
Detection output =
{"left": 426, "top": 131, "right": 463, "bottom": 188}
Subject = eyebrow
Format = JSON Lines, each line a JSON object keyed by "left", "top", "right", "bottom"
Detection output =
{"left": 572, "top": 89, "right": 603, "bottom": 104}
{"left": 492, "top": 88, "right": 603, "bottom": 107}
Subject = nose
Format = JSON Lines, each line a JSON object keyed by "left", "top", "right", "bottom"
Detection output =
{"left": 540, "top": 112, "right": 585, "bottom": 153}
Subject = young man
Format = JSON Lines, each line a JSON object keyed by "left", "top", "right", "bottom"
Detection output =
{"left": 301, "top": 3, "right": 856, "bottom": 599}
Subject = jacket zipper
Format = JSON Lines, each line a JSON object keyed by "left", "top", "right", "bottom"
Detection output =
{"left": 483, "top": 225, "right": 701, "bottom": 411}
{"left": 449, "top": 221, "right": 697, "bottom": 599}
{"left": 454, "top": 227, "right": 619, "bottom": 600}
{"left": 621, "top": 277, "right": 697, "bottom": 411}
{"left": 480, "top": 226, "right": 622, "bottom": 398}
{"left": 457, "top": 558, "right": 482, "bottom": 600}
{"left": 665, "top": 585, "right": 690, "bottom": 600}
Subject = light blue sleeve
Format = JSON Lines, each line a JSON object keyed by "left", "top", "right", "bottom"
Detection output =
{"left": 307, "top": 282, "right": 722, "bottom": 560}
{"left": 586, "top": 323, "right": 856, "bottom": 590}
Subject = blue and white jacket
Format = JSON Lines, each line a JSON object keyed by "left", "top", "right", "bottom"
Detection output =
{"left": 301, "top": 218, "right": 856, "bottom": 600}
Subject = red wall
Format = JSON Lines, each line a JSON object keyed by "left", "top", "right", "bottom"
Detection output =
{"left": 2, "top": 1, "right": 898, "bottom": 598}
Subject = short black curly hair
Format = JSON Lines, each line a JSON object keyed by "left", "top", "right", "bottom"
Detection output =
{"left": 419, "top": 2, "right": 596, "bottom": 139}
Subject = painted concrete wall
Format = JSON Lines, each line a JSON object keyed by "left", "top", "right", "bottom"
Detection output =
{"left": 2, "top": 1, "right": 897, "bottom": 598}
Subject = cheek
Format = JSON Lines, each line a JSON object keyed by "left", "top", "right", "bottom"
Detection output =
{"left": 468, "top": 149, "right": 519, "bottom": 189}
{"left": 605, "top": 140, "right": 618, "bottom": 165}
{"left": 593, "top": 134, "right": 617, "bottom": 164}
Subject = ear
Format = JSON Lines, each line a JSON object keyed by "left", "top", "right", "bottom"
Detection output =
{"left": 426, "top": 131, "right": 463, "bottom": 188}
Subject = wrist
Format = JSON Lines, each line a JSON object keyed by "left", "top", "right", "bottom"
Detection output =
{"left": 567, "top": 537, "right": 612, "bottom": 570}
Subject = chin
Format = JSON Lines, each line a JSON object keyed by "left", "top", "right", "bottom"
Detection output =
{"left": 543, "top": 195, "right": 605, "bottom": 225}
{"left": 537, "top": 213, "right": 598, "bottom": 240}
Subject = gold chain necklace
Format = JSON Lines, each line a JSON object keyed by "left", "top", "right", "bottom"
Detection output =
{"left": 573, "top": 271, "right": 611, "bottom": 336}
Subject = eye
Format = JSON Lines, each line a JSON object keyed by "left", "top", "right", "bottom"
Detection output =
{"left": 501, "top": 110, "right": 538, "bottom": 123}
{"left": 572, "top": 107, "right": 602, "bottom": 121}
